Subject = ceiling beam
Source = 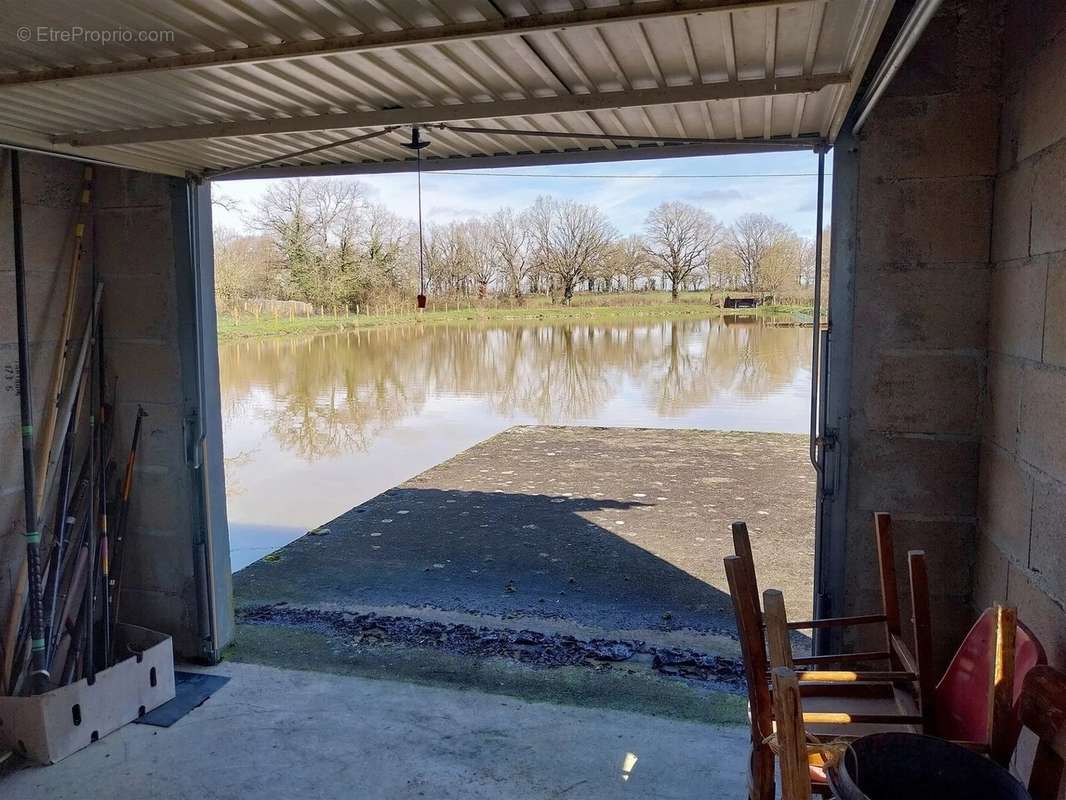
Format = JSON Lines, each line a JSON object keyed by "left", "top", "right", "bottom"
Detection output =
{"left": 57, "top": 74, "right": 848, "bottom": 147}
{"left": 0, "top": 124, "right": 187, "bottom": 176}
{"left": 210, "top": 137, "right": 817, "bottom": 181}
{"left": 0, "top": 0, "right": 817, "bottom": 88}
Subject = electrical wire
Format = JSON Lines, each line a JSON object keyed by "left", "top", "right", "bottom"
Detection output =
{"left": 425, "top": 171, "right": 832, "bottom": 179}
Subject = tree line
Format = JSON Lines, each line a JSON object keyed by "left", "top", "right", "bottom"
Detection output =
{"left": 214, "top": 178, "right": 825, "bottom": 310}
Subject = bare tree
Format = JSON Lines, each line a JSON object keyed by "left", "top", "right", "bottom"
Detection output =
{"left": 213, "top": 228, "right": 273, "bottom": 306}
{"left": 609, "top": 234, "right": 652, "bottom": 291}
{"left": 462, "top": 218, "right": 498, "bottom": 298}
{"left": 490, "top": 207, "right": 534, "bottom": 300}
{"left": 706, "top": 242, "right": 741, "bottom": 290}
{"left": 643, "top": 202, "right": 723, "bottom": 300}
{"left": 253, "top": 178, "right": 369, "bottom": 306}
{"left": 529, "top": 196, "right": 615, "bottom": 305}
{"left": 727, "top": 212, "right": 795, "bottom": 293}
{"left": 426, "top": 221, "right": 469, "bottom": 296}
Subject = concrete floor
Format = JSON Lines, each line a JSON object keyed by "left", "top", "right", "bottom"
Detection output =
{"left": 3, "top": 661, "right": 749, "bottom": 799}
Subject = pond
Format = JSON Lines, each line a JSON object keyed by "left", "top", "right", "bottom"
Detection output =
{"left": 219, "top": 316, "right": 812, "bottom": 570}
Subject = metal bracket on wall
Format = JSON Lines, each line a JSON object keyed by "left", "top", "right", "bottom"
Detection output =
{"left": 183, "top": 410, "right": 203, "bottom": 469}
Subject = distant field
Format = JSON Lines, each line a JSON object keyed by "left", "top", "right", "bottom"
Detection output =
{"left": 216, "top": 292, "right": 813, "bottom": 340}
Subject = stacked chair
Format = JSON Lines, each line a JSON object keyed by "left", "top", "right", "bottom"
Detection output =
{"left": 725, "top": 512, "right": 1048, "bottom": 800}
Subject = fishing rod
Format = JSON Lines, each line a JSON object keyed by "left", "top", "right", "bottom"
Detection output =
{"left": 10, "top": 150, "right": 50, "bottom": 694}
{"left": 1, "top": 284, "right": 100, "bottom": 690}
{"left": 40, "top": 367, "right": 88, "bottom": 672}
{"left": 97, "top": 314, "right": 112, "bottom": 671}
{"left": 108, "top": 406, "right": 147, "bottom": 664}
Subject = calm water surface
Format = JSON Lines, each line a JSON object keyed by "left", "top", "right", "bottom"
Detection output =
{"left": 219, "top": 316, "right": 811, "bottom": 569}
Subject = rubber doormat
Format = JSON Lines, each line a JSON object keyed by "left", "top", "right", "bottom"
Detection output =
{"left": 134, "top": 671, "right": 231, "bottom": 727}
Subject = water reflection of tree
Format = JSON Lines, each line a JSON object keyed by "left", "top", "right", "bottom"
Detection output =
{"left": 217, "top": 318, "right": 808, "bottom": 462}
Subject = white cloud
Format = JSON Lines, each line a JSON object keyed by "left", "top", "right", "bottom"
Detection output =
{"left": 210, "top": 150, "right": 833, "bottom": 238}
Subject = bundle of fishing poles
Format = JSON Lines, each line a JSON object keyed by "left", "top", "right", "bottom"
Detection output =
{"left": 3, "top": 151, "right": 147, "bottom": 697}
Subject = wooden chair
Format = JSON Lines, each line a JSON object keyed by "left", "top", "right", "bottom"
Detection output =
{"left": 768, "top": 595, "right": 1048, "bottom": 769}
{"left": 731, "top": 514, "right": 916, "bottom": 673}
{"left": 761, "top": 550, "right": 934, "bottom": 730}
{"left": 771, "top": 666, "right": 814, "bottom": 800}
{"left": 1018, "top": 665, "right": 1066, "bottom": 800}
{"left": 725, "top": 555, "right": 923, "bottom": 800}
{"left": 771, "top": 663, "right": 1066, "bottom": 800}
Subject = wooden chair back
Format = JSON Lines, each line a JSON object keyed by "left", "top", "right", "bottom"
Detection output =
{"left": 771, "top": 667, "right": 813, "bottom": 800}
{"left": 724, "top": 554, "right": 775, "bottom": 800}
{"left": 935, "top": 605, "right": 1047, "bottom": 762}
{"left": 731, "top": 516, "right": 908, "bottom": 670}
{"left": 1018, "top": 665, "right": 1066, "bottom": 800}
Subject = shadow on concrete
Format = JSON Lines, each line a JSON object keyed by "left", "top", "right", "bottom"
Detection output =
{"left": 235, "top": 487, "right": 743, "bottom": 634}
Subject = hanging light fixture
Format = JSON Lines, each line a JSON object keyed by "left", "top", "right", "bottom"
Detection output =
{"left": 402, "top": 126, "right": 431, "bottom": 310}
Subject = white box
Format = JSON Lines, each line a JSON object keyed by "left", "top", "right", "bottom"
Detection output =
{"left": 0, "top": 624, "right": 175, "bottom": 764}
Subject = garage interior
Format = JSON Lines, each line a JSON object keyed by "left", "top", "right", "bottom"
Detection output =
{"left": 1, "top": 0, "right": 1065, "bottom": 797}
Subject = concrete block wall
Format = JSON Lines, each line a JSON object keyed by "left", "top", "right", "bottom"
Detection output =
{"left": 974, "top": 2, "right": 1066, "bottom": 669}
{"left": 836, "top": 0, "right": 1001, "bottom": 668}
{"left": 1, "top": 151, "right": 206, "bottom": 661}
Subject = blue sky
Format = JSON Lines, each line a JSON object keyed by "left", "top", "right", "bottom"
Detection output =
{"left": 212, "top": 148, "right": 832, "bottom": 238}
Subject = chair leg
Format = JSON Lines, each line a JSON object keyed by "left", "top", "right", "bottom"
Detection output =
{"left": 749, "top": 739, "right": 775, "bottom": 800}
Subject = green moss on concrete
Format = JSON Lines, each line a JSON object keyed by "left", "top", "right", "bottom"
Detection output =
{"left": 227, "top": 623, "right": 746, "bottom": 726}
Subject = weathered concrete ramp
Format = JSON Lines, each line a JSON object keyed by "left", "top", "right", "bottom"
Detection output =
{"left": 237, "top": 426, "right": 815, "bottom": 629}
{"left": 231, "top": 426, "right": 813, "bottom": 716}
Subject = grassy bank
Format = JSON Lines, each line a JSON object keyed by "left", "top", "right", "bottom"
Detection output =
{"left": 217, "top": 292, "right": 814, "bottom": 340}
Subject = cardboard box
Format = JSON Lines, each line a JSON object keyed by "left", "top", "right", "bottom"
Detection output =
{"left": 0, "top": 624, "right": 175, "bottom": 764}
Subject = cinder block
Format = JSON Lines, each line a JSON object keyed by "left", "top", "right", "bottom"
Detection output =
{"left": 988, "top": 256, "right": 1049, "bottom": 361}
{"left": 101, "top": 273, "right": 177, "bottom": 341}
{"left": 983, "top": 353, "right": 1023, "bottom": 453}
{"left": 850, "top": 433, "right": 979, "bottom": 516}
{"left": 1032, "top": 141, "right": 1066, "bottom": 256}
{"left": 1019, "top": 364, "right": 1066, "bottom": 482}
{"left": 997, "top": 79, "right": 1023, "bottom": 173}
{"left": 865, "top": 352, "right": 980, "bottom": 436}
{"left": 120, "top": 526, "right": 195, "bottom": 593}
{"left": 1017, "top": 23, "right": 1066, "bottom": 163}
{"left": 92, "top": 208, "right": 175, "bottom": 277}
{"left": 973, "top": 533, "right": 1010, "bottom": 610}
{"left": 103, "top": 340, "right": 182, "bottom": 406}
{"left": 990, "top": 162, "right": 1034, "bottom": 262}
{"left": 861, "top": 177, "right": 993, "bottom": 264}
{"left": 18, "top": 154, "right": 85, "bottom": 209}
{"left": 116, "top": 587, "right": 198, "bottom": 658}
{"left": 0, "top": 268, "right": 85, "bottom": 349}
{"left": 889, "top": 516, "right": 976, "bottom": 598}
{"left": 1044, "top": 253, "right": 1066, "bottom": 368}
{"left": 1003, "top": 0, "right": 1066, "bottom": 79}
{"left": 92, "top": 167, "right": 172, "bottom": 211}
{"left": 951, "top": 0, "right": 1001, "bottom": 94}
{"left": 14, "top": 205, "right": 78, "bottom": 274}
{"left": 1006, "top": 563, "right": 1066, "bottom": 667}
{"left": 0, "top": 340, "right": 73, "bottom": 427}
{"left": 860, "top": 92, "right": 998, "bottom": 181}
{"left": 128, "top": 468, "right": 191, "bottom": 537}
{"left": 977, "top": 443, "right": 1034, "bottom": 565}
{"left": 880, "top": 10, "right": 957, "bottom": 98}
{"left": 111, "top": 401, "right": 186, "bottom": 473}
{"left": 1031, "top": 475, "right": 1066, "bottom": 596}
{"left": 855, "top": 264, "right": 989, "bottom": 350}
